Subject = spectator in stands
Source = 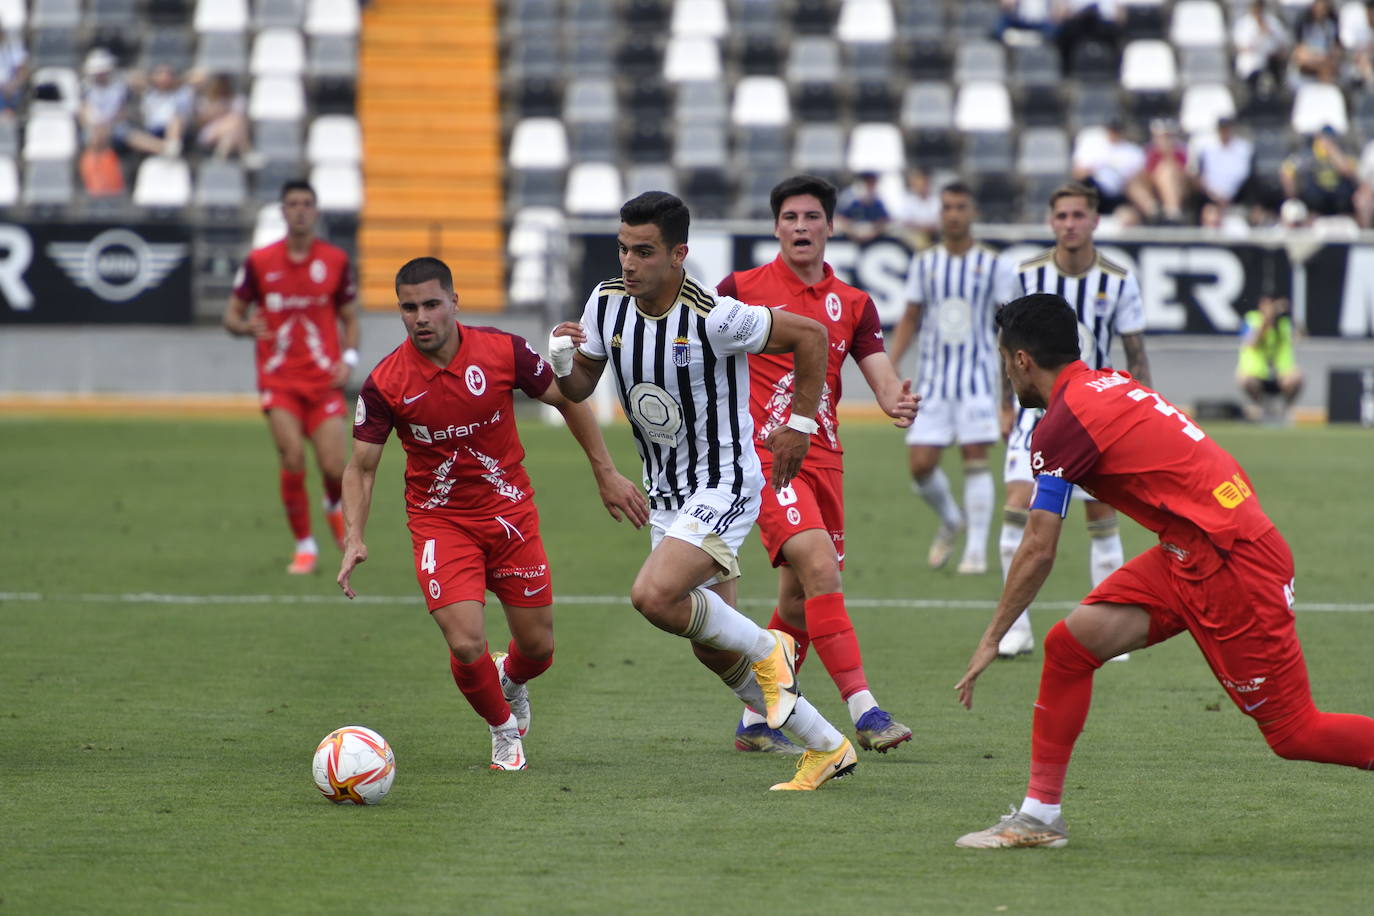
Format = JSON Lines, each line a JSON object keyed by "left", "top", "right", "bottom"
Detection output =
{"left": 0, "top": 25, "right": 28, "bottom": 119}
{"left": 126, "top": 64, "right": 194, "bottom": 158}
{"left": 1072, "top": 117, "right": 1144, "bottom": 221}
{"left": 1056, "top": 0, "right": 1121, "bottom": 76}
{"left": 194, "top": 74, "right": 254, "bottom": 162}
{"left": 1232, "top": 1, "right": 1289, "bottom": 95}
{"left": 1345, "top": 0, "right": 1374, "bottom": 87}
{"left": 1136, "top": 119, "right": 1189, "bottom": 224}
{"left": 1280, "top": 126, "right": 1358, "bottom": 218}
{"left": 79, "top": 48, "right": 130, "bottom": 152}
{"left": 835, "top": 172, "right": 890, "bottom": 243}
{"left": 1193, "top": 117, "right": 1255, "bottom": 226}
{"left": 993, "top": 0, "right": 1059, "bottom": 44}
{"left": 1291, "top": 0, "right": 1342, "bottom": 84}
{"left": 894, "top": 166, "right": 941, "bottom": 249}
{"left": 1236, "top": 296, "right": 1303, "bottom": 425}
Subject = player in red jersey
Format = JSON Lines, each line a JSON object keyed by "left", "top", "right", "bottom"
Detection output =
{"left": 336, "top": 257, "right": 647, "bottom": 771}
{"left": 224, "top": 179, "right": 359, "bottom": 575}
{"left": 716, "top": 175, "right": 921, "bottom": 754}
{"left": 953, "top": 293, "right": 1374, "bottom": 848}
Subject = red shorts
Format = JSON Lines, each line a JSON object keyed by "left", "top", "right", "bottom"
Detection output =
{"left": 1084, "top": 528, "right": 1311, "bottom": 727}
{"left": 755, "top": 458, "right": 845, "bottom": 569}
{"left": 261, "top": 385, "right": 346, "bottom": 436}
{"left": 406, "top": 501, "right": 553, "bottom": 612}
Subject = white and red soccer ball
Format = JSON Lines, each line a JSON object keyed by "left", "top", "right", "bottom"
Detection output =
{"left": 312, "top": 726, "right": 395, "bottom": 805}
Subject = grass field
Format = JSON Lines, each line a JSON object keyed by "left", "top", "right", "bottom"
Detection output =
{"left": 3, "top": 413, "right": 1372, "bottom": 914}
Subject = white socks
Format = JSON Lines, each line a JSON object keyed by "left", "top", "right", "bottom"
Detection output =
{"left": 1020, "top": 796, "right": 1062, "bottom": 825}
{"left": 1090, "top": 533, "right": 1124, "bottom": 588}
{"left": 724, "top": 659, "right": 843, "bottom": 751}
{"left": 963, "top": 468, "right": 994, "bottom": 565}
{"left": 845, "top": 689, "right": 878, "bottom": 724}
{"left": 915, "top": 468, "right": 963, "bottom": 530}
{"left": 682, "top": 588, "right": 775, "bottom": 662}
{"left": 1000, "top": 512, "right": 1031, "bottom": 636}
{"left": 295, "top": 536, "right": 318, "bottom": 555}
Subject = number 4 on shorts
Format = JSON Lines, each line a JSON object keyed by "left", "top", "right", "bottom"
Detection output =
{"left": 421, "top": 539, "right": 437, "bottom": 574}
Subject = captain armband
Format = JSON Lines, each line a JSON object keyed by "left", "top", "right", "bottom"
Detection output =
{"left": 1029, "top": 474, "right": 1074, "bottom": 518}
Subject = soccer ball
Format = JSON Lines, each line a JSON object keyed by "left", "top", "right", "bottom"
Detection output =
{"left": 312, "top": 726, "right": 395, "bottom": 805}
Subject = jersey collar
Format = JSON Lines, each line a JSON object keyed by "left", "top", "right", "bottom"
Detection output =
{"left": 770, "top": 254, "right": 834, "bottom": 297}
{"left": 404, "top": 321, "right": 465, "bottom": 379}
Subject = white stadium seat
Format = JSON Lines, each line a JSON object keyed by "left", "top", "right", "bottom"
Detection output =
{"left": 133, "top": 156, "right": 191, "bottom": 208}
{"left": 310, "top": 163, "right": 363, "bottom": 212}
{"left": 1121, "top": 40, "right": 1178, "bottom": 92}
{"left": 22, "top": 110, "right": 77, "bottom": 161}
{"left": 508, "top": 117, "right": 569, "bottom": 169}
{"left": 306, "top": 114, "right": 361, "bottom": 166}
{"left": 1292, "top": 82, "right": 1349, "bottom": 135}
{"left": 304, "top": 0, "right": 360, "bottom": 36}
{"left": 195, "top": 0, "right": 249, "bottom": 32}
{"left": 846, "top": 122, "right": 904, "bottom": 173}
{"left": 250, "top": 28, "right": 306, "bottom": 77}
{"left": 28, "top": 67, "right": 81, "bottom": 115}
{"left": 252, "top": 202, "right": 287, "bottom": 248}
{"left": 0, "top": 0, "right": 26, "bottom": 30}
{"left": 564, "top": 161, "right": 623, "bottom": 216}
{"left": 837, "top": 0, "right": 896, "bottom": 44}
{"left": 731, "top": 75, "right": 790, "bottom": 126}
{"left": 248, "top": 75, "right": 306, "bottom": 120}
{"left": 1169, "top": 0, "right": 1226, "bottom": 48}
{"left": 507, "top": 206, "right": 566, "bottom": 258}
{"left": 663, "top": 35, "right": 722, "bottom": 82}
{"left": 954, "top": 81, "right": 1012, "bottom": 132}
{"left": 670, "top": 0, "right": 728, "bottom": 39}
{"left": 1179, "top": 83, "right": 1237, "bottom": 134}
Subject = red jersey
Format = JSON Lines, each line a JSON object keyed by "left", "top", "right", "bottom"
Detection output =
{"left": 1032, "top": 362, "right": 1274, "bottom": 571}
{"left": 353, "top": 324, "right": 553, "bottom": 519}
{"left": 717, "top": 256, "right": 885, "bottom": 470}
{"left": 232, "top": 238, "right": 356, "bottom": 391}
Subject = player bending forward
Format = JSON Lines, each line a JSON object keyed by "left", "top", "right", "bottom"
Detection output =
{"left": 551, "top": 191, "right": 859, "bottom": 790}
{"left": 717, "top": 174, "right": 920, "bottom": 755}
{"left": 337, "top": 257, "right": 647, "bottom": 771}
{"left": 953, "top": 293, "right": 1374, "bottom": 848}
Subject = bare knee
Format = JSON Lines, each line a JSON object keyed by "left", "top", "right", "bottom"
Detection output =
{"left": 629, "top": 578, "right": 685, "bottom": 631}
{"left": 445, "top": 634, "right": 488, "bottom": 664}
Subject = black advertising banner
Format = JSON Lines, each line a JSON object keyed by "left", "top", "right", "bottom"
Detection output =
{"left": 0, "top": 222, "right": 193, "bottom": 324}
{"left": 573, "top": 231, "right": 1373, "bottom": 339}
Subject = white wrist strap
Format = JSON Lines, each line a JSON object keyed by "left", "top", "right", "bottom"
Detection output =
{"left": 785, "top": 413, "right": 818, "bottom": 436}
{"left": 341, "top": 348, "right": 359, "bottom": 368}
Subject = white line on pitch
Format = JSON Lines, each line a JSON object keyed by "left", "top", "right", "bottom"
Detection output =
{"left": 0, "top": 592, "right": 1371, "bottom": 613}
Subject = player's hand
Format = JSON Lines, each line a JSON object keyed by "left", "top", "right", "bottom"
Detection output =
{"left": 248, "top": 313, "right": 272, "bottom": 340}
{"left": 550, "top": 321, "right": 587, "bottom": 346}
{"left": 887, "top": 378, "right": 921, "bottom": 429}
{"left": 999, "top": 403, "right": 1015, "bottom": 441}
{"left": 596, "top": 470, "right": 649, "bottom": 529}
{"left": 954, "top": 639, "right": 1001, "bottom": 710}
{"left": 337, "top": 540, "right": 368, "bottom": 599}
{"left": 763, "top": 426, "right": 810, "bottom": 491}
{"left": 329, "top": 360, "right": 350, "bottom": 388}
{"left": 549, "top": 322, "right": 586, "bottom": 377}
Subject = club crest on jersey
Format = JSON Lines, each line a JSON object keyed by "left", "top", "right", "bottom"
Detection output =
{"left": 310, "top": 259, "right": 327, "bottom": 284}
{"left": 825, "top": 292, "right": 842, "bottom": 322}
{"left": 465, "top": 365, "right": 487, "bottom": 396}
{"left": 1094, "top": 291, "right": 1110, "bottom": 314}
{"left": 672, "top": 336, "right": 690, "bottom": 367}
{"left": 353, "top": 396, "right": 366, "bottom": 426}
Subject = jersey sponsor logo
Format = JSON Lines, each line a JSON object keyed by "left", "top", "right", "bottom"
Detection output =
{"left": 1222, "top": 676, "right": 1267, "bottom": 694}
{"left": 309, "top": 259, "right": 327, "bottom": 284}
{"left": 1030, "top": 450, "right": 1064, "bottom": 477}
{"left": 409, "top": 423, "right": 433, "bottom": 443}
{"left": 686, "top": 503, "right": 717, "bottom": 527}
{"left": 408, "top": 410, "right": 502, "bottom": 444}
{"left": 825, "top": 292, "right": 842, "bottom": 322}
{"left": 265, "top": 270, "right": 284, "bottom": 281}
{"left": 1211, "top": 473, "right": 1253, "bottom": 509}
{"left": 465, "top": 365, "right": 487, "bottom": 396}
{"left": 46, "top": 229, "right": 188, "bottom": 303}
{"left": 732, "top": 312, "right": 759, "bottom": 343}
{"left": 403, "top": 391, "right": 427, "bottom": 404}
{"left": 627, "top": 381, "right": 683, "bottom": 446}
{"left": 353, "top": 396, "right": 366, "bottom": 425}
{"left": 491, "top": 563, "right": 548, "bottom": 581}
{"left": 936, "top": 296, "right": 972, "bottom": 343}
{"left": 672, "top": 335, "right": 691, "bottom": 367}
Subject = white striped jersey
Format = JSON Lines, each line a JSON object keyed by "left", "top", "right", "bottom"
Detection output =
{"left": 903, "top": 242, "right": 1017, "bottom": 401}
{"left": 1013, "top": 248, "right": 1145, "bottom": 370}
{"left": 575, "top": 274, "right": 773, "bottom": 510}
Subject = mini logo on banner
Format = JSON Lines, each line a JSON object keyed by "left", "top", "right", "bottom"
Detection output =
{"left": 672, "top": 336, "right": 690, "bottom": 367}
{"left": 465, "top": 365, "right": 487, "bottom": 396}
{"left": 825, "top": 292, "right": 842, "bottom": 322}
{"left": 47, "top": 228, "right": 188, "bottom": 303}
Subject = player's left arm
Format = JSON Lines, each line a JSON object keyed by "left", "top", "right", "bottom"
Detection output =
{"left": 956, "top": 503, "right": 1065, "bottom": 710}
{"left": 331, "top": 297, "right": 361, "bottom": 388}
{"left": 537, "top": 381, "right": 649, "bottom": 529}
{"left": 338, "top": 438, "right": 384, "bottom": 599}
{"left": 1117, "top": 274, "right": 1151, "bottom": 388}
{"left": 759, "top": 308, "right": 827, "bottom": 491}
{"left": 1120, "top": 332, "right": 1151, "bottom": 389}
{"left": 852, "top": 294, "right": 918, "bottom": 427}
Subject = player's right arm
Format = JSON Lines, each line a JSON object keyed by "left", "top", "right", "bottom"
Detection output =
{"left": 887, "top": 301, "right": 924, "bottom": 367}
{"left": 223, "top": 293, "right": 269, "bottom": 339}
{"left": 337, "top": 438, "right": 385, "bottom": 599}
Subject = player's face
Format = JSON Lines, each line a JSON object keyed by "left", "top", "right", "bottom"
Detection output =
{"left": 1049, "top": 195, "right": 1099, "bottom": 253}
{"left": 999, "top": 340, "right": 1045, "bottom": 409}
{"left": 281, "top": 190, "right": 317, "bottom": 237}
{"left": 397, "top": 279, "right": 458, "bottom": 353}
{"left": 618, "top": 222, "right": 685, "bottom": 302}
{"left": 774, "top": 194, "right": 832, "bottom": 269}
{"left": 940, "top": 191, "right": 974, "bottom": 240}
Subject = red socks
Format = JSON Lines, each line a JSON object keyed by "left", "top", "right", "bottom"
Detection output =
{"left": 1027, "top": 620, "right": 1104, "bottom": 805}
{"left": 449, "top": 650, "right": 510, "bottom": 727}
{"left": 1263, "top": 706, "right": 1374, "bottom": 770}
{"left": 804, "top": 592, "right": 868, "bottom": 700}
{"left": 279, "top": 469, "right": 311, "bottom": 540}
{"left": 767, "top": 609, "right": 811, "bottom": 670}
{"left": 502, "top": 639, "right": 553, "bottom": 684}
{"left": 323, "top": 474, "right": 343, "bottom": 507}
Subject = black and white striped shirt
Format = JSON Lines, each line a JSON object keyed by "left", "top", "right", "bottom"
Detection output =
{"left": 1014, "top": 248, "right": 1145, "bottom": 370}
{"left": 903, "top": 243, "right": 1016, "bottom": 401}
{"left": 576, "top": 274, "right": 772, "bottom": 510}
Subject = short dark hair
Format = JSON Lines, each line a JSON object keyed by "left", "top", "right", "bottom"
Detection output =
{"left": 280, "top": 179, "right": 316, "bottom": 202}
{"left": 620, "top": 191, "right": 690, "bottom": 249}
{"left": 941, "top": 181, "right": 974, "bottom": 200}
{"left": 995, "top": 293, "right": 1082, "bottom": 369}
{"left": 394, "top": 256, "right": 454, "bottom": 295}
{"left": 1048, "top": 181, "right": 1099, "bottom": 212}
{"left": 769, "top": 174, "right": 837, "bottom": 221}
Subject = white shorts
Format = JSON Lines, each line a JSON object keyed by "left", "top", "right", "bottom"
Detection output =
{"left": 649, "top": 487, "right": 760, "bottom": 585}
{"left": 904, "top": 391, "right": 1000, "bottom": 447}
{"left": 1004, "top": 407, "right": 1093, "bottom": 501}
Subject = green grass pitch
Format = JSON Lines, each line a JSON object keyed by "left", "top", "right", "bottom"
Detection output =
{"left": 2, "top": 414, "right": 1371, "bottom": 914}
